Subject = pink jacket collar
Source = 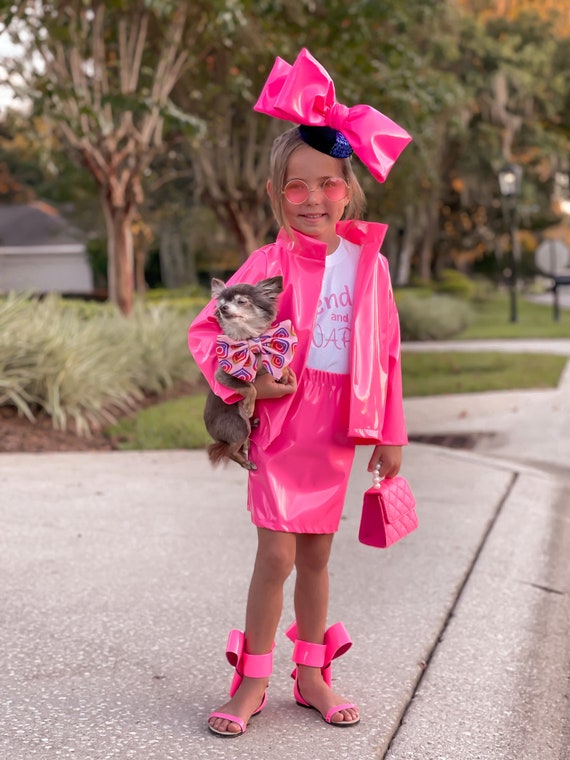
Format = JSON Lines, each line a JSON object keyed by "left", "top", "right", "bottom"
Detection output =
{"left": 276, "top": 220, "right": 388, "bottom": 260}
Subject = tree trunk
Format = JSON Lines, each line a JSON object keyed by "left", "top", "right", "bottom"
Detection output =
{"left": 395, "top": 206, "right": 419, "bottom": 286}
{"left": 159, "top": 227, "right": 198, "bottom": 288}
{"left": 158, "top": 228, "right": 176, "bottom": 288}
{"left": 103, "top": 199, "right": 135, "bottom": 316}
{"left": 418, "top": 198, "right": 439, "bottom": 283}
{"left": 237, "top": 220, "right": 261, "bottom": 262}
{"left": 134, "top": 241, "right": 148, "bottom": 295}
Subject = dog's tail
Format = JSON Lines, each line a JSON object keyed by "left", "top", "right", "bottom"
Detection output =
{"left": 207, "top": 441, "right": 230, "bottom": 466}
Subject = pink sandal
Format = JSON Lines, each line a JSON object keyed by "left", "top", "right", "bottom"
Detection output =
{"left": 208, "top": 629, "right": 273, "bottom": 737}
{"left": 286, "top": 621, "right": 360, "bottom": 727}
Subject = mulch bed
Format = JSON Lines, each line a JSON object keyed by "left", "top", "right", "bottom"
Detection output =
{"left": 0, "top": 380, "right": 204, "bottom": 453}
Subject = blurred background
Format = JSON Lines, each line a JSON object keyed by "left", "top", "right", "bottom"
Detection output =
{"left": 1, "top": 0, "right": 570, "bottom": 442}
{"left": 0, "top": 0, "right": 569, "bottom": 310}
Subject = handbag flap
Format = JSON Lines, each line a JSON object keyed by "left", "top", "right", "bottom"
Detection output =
{"left": 378, "top": 477, "right": 416, "bottom": 524}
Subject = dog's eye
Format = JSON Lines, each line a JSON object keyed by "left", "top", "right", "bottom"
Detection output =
{"left": 235, "top": 296, "right": 250, "bottom": 306}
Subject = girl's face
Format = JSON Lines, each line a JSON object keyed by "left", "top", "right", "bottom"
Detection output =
{"left": 277, "top": 144, "right": 350, "bottom": 252}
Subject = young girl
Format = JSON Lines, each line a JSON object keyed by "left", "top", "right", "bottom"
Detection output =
{"left": 188, "top": 48, "right": 411, "bottom": 737}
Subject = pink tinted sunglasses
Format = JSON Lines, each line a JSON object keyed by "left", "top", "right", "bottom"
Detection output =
{"left": 283, "top": 177, "right": 348, "bottom": 204}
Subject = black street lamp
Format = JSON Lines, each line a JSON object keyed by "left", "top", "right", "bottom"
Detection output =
{"left": 498, "top": 162, "right": 523, "bottom": 323}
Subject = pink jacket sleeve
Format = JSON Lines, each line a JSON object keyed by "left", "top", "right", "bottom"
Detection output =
{"left": 380, "top": 285, "right": 408, "bottom": 445}
{"left": 349, "top": 243, "right": 408, "bottom": 445}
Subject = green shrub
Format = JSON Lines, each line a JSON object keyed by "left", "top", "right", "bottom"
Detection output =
{"left": 145, "top": 285, "right": 207, "bottom": 300}
{"left": 0, "top": 293, "right": 40, "bottom": 419}
{"left": 144, "top": 286, "right": 209, "bottom": 316}
{"left": 150, "top": 296, "right": 207, "bottom": 317}
{"left": 432, "top": 269, "right": 477, "bottom": 300}
{"left": 0, "top": 294, "right": 200, "bottom": 435}
{"left": 469, "top": 275, "right": 496, "bottom": 303}
{"left": 397, "top": 291, "right": 475, "bottom": 341}
{"left": 123, "top": 302, "right": 196, "bottom": 395}
{"left": 57, "top": 298, "right": 119, "bottom": 320}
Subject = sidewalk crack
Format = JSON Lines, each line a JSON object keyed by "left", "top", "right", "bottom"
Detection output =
{"left": 381, "top": 471, "right": 519, "bottom": 758}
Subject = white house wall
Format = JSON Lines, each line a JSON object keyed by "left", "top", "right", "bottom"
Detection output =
{"left": 0, "top": 245, "right": 94, "bottom": 294}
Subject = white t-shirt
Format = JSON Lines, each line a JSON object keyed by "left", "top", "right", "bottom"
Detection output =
{"left": 306, "top": 237, "right": 361, "bottom": 374}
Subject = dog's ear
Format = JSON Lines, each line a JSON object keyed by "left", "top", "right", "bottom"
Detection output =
{"left": 255, "top": 276, "right": 283, "bottom": 300}
{"left": 211, "top": 278, "right": 227, "bottom": 297}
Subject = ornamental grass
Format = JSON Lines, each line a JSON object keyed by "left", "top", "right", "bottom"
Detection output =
{"left": 0, "top": 293, "right": 198, "bottom": 436}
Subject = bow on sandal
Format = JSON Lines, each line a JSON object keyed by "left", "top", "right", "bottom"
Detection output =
{"left": 285, "top": 621, "right": 360, "bottom": 727}
{"left": 208, "top": 629, "right": 274, "bottom": 737}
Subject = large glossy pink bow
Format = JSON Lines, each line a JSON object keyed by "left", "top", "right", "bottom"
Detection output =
{"left": 254, "top": 48, "right": 412, "bottom": 183}
{"left": 216, "top": 320, "right": 298, "bottom": 383}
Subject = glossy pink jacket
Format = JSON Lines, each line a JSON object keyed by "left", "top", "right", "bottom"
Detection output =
{"left": 188, "top": 219, "right": 408, "bottom": 449}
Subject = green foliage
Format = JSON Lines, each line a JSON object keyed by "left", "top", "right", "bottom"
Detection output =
{"left": 102, "top": 347, "right": 567, "bottom": 449}
{"left": 144, "top": 285, "right": 209, "bottom": 311}
{"left": 123, "top": 302, "right": 195, "bottom": 395}
{"left": 0, "top": 293, "right": 40, "bottom": 419}
{"left": 56, "top": 297, "right": 119, "bottom": 320}
{"left": 432, "top": 268, "right": 478, "bottom": 299}
{"left": 469, "top": 276, "right": 497, "bottom": 303}
{"left": 0, "top": 110, "right": 99, "bottom": 206}
{"left": 402, "top": 351, "right": 566, "bottom": 397}
{"left": 442, "top": 8, "right": 570, "bottom": 204}
{"left": 397, "top": 291, "right": 475, "bottom": 341}
{"left": 0, "top": 294, "right": 198, "bottom": 435}
{"left": 3, "top": 1, "right": 570, "bottom": 288}
{"left": 457, "top": 292, "right": 570, "bottom": 338}
{"left": 106, "top": 394, "right": 211, "bottom": 450}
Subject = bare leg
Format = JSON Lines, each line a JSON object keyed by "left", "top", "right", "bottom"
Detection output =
{"left": 293, "top": 533, "right": 359, "bottom": 725}
{"left": 209, "top": 528, "right": 296, "bottom": 734}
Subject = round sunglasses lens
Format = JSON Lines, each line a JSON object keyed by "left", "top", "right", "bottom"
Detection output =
{"left": 284, "top": 181, "right": 309, "bottom": 204}
{"left": 323, "top": 178, "right": 347, "bottom": 201}
{"left": 283, "top": 178, "right": 347, "bottom": 204}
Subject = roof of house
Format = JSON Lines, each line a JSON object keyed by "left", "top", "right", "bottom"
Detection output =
{"left": 0, "top": 202, "right": 86, "bottom": 247}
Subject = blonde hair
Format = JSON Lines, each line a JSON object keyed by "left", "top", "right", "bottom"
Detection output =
{"left": 267, "top": 127, "right": 366, "bottom": 239}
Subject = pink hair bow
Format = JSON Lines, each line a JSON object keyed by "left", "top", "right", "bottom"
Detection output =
{"left": 254, "top": 48, "right": 412, "bottom": 183}
{"left": 216, "top": 320, "right": 298, "bottom": 383}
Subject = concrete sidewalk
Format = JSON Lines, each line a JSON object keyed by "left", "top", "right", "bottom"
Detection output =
{"left": 1, "top": 342, "right": 569, "bottom": 760}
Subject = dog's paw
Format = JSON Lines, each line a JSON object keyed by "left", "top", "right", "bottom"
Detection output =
{"left": 242, "top": 401, "right": 255, "bottom": 418}
{"left": 251, "top": 417, "right": 260, "bottom": 429}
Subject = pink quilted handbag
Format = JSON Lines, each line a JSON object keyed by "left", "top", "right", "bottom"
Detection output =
{"left": 358, "top": 475, "right": 418, "bottom": 548}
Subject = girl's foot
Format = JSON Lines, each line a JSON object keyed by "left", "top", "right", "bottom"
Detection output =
{"left": 297, "top": 665, "right": 359, "bottom": 725}
{"left": 208, "top": 676, "right": 269, "bottom": 735}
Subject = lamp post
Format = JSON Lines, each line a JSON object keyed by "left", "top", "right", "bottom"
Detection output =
{"left": 498, "top": 162, "right": 523, "bottom": 323}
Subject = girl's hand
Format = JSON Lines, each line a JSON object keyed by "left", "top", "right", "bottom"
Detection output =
{"left": 367, "top": 445, "right": 402, "bottom": 479}
{"left": 254, "top": 368, "right": 298, "bottom": 399}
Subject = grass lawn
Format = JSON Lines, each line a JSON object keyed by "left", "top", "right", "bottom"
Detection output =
{"left": 402, "top": 351, "right": 567, "bottom": 397}
{"left": 105, "top": 292, "right": 569, "bottom": 450}
{"left": 457, "top": 293, "right": 570, "bottom": 339}
{"left": 108, "top": 350, "right": 567, "bottom": 449}
{"left": 106, "top": 395, "right": 212, "bottom": 450}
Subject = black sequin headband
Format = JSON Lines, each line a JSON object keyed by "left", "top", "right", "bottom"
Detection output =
{"left": 298, "top": 125, "right": 353, "bottom": 159}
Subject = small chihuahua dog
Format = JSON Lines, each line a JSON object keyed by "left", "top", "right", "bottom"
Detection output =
{"left": 203, "top": 275, "right": 285, "bottom": 470}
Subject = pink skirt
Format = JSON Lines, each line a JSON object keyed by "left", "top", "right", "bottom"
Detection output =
{"left": 247, "top": 368, "right": 356, "bottom": 534}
